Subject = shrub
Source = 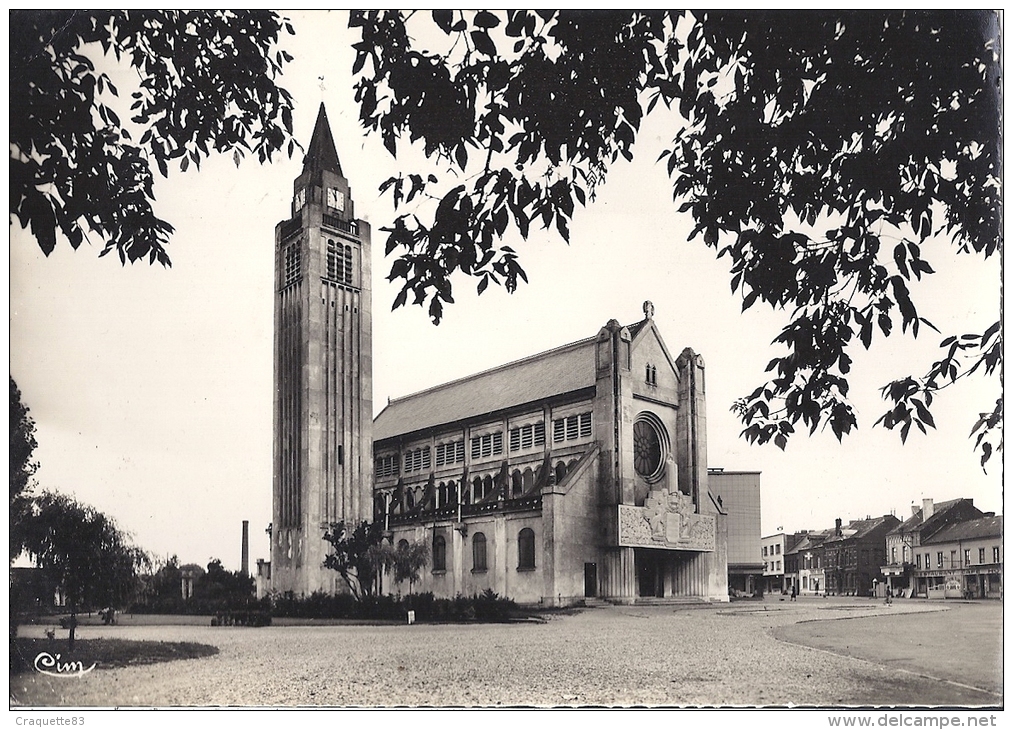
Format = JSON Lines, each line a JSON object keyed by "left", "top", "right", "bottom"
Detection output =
{"left": 263, "top": 590, "right": 520, "bottom": 623}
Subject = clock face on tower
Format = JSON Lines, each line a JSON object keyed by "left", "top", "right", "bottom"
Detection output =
{"left": 326, "top": 187, "right": 345, "bottom": 211}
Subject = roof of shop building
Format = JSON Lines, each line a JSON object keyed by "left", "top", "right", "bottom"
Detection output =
{"left": 922, "top": 515, "right": 1003, "bottom": 545}
{"left": 889, "top": 498, "right": 964, "bottom": 534}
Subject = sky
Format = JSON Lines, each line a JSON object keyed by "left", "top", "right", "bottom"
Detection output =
{"left": 10, "top": 10, "right": 1003, "bottom": 572}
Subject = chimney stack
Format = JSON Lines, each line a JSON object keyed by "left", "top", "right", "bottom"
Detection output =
{"left": 835, "top": 517, "right": 842, "bottom": 536}
{"left": 241, "top": 520, "right": 250, "bottom": 577}
{"left": 922, "top": 499, "right": 934, "bottom": 521}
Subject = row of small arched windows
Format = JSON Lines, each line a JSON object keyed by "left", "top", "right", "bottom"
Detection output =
{"left": 430, "top": 528, "right": 536, "bottom": 572}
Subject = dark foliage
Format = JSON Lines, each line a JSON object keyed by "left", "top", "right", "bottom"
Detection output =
{"left": 321, "top": 520, "right": 390, "bottom": 600}
{"left": 349, "top": 10, "right": 1001, "bottom": 465}
{"left": 10, "top": 378, "right": 38, "bottom": 559}
{"left": 268, "top": 588, "right": 519, "bottom": 623}
{"left": 10, "top": 10, "right": 297, "bottom": 265}
{"left": 270, "top": 590, "right": 402, "bottom": 620}
{"left": 391, "top": 538, "right": 430, "bottom": 592}
{"left": 130, "top": 556, "right": 256, "bottom": 615}
{"left": 22, "top": 491, "right": 148, "bottom": 650}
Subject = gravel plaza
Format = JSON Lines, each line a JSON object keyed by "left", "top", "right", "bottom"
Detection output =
{"left": 10, "top": 598, "right": 1001, "bottom": 708}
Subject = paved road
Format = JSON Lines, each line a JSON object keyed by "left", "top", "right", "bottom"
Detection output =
{"left": 775, "top": 600, "right": 1002, "bottom": 696}
{"left": 10, "top": 599, "right": 1000, "bottom": 708}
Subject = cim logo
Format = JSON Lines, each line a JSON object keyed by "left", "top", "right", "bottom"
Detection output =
{"left": 34, "top": 652, "right": 96, "bottom": 678}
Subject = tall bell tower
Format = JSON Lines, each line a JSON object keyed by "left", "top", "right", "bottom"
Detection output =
{"left": 272, "top": 103, "right": 372, "bottom": 596}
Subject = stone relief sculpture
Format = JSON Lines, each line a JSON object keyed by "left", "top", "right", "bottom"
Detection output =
{"left": 620, "top": 484, "right": 715, "bottom": 551}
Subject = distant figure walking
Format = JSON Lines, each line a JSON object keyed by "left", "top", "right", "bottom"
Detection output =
{"left": 885, "top": 586, "right": 893, "bottom": 606}
{"left": 790, "top": 585, "right": 798, "bottom": 601}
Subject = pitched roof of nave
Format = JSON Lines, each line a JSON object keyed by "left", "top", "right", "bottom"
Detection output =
{"left": 373, "top": 334, "right": 598, "bottom": 442}
{"left": 373, "top": 305, "right": 676, "bottom": 442}
{"left": 302, "top": 102, "right": 343, "bottom": 177}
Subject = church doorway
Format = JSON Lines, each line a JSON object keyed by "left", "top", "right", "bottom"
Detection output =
{"left": 636, "top": 549, "right": 663, "bottom": 598}
{"left": 584, "top": 562, "right": 597, "bottom": 598}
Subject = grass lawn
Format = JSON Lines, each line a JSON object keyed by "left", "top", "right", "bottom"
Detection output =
{"left": 10, "top": 638, "right": 219, "bottom": 676}
{"left": 773, "top": 602, "right": 1002, "bottom": 697}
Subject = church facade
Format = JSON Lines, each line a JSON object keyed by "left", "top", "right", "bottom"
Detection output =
{"left": 271, "top": 105, "right": 729, "bottom": 604}
{"left": 374, "top": 309, "right": 729, "bottom": 605}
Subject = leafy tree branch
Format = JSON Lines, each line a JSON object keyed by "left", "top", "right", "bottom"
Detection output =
{"left": 10, "top": 10, "right": 298, "bottom": 265}
{"left": 350, "top": 10, "right": 1001, "bottom": 464}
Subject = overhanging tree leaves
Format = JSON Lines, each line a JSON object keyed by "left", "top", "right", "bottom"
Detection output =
{"left": 10, "top": 10, "right": 298, "bottom": 265}
{"left": 349, "top": 10, "right": 1001, "bottom": 465}
{"left": 24, "top": 491, "right": 148, "bottom": 650}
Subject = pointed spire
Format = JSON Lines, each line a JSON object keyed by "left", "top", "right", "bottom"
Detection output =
{"left": 302, "top": 102, "right": 342, "bottom": 176}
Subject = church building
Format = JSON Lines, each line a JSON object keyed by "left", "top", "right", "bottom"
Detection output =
{"left": 270, "top": 104, "right": 729, "bottom": 604}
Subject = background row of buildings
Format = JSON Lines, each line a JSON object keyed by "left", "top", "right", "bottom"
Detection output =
{"left": 758, "top": 498, "right": 1002, "bottom": 600}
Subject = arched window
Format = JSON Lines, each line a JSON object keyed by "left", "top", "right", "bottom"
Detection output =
{"left": 472, "top": 532, "right": 487, "bottom": 572}
{"left": 482, "top": 475, "right": 494, "bottom": 499}
{"left": 473, "top": 475, "right": 483, "bottom": 500}
{"left": 511, "top": 470, "right": 523, "bottom": 497}
{"left": 374, "top": 495, "right": 385, "bottom": 520}
{"left": 438, "top": 482, "right": 447, "bottom": 509}
{"left": 398, "top": 539, "right": 409, "bottom": 552}
{"left": 522, "top": 468, "right": 534, "bottom": 492}
{"left": 447, "top": 481, "right": 458, "bottom": 505}
{"left": 555, "top": 461, "right": 568, "bottom": 484}
{"left": 433, "top": 534, "right": 447, "bottom": 572}
{"left": 518, "top": 528, "right": 535, "bottom": 570}
{"left": 406, "top": 489, "right": 415, "bottom": 509}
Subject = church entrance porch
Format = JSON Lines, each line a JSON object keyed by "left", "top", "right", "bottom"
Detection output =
{"left": 601, "top": 545, "right": 725, "bottom": 603}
